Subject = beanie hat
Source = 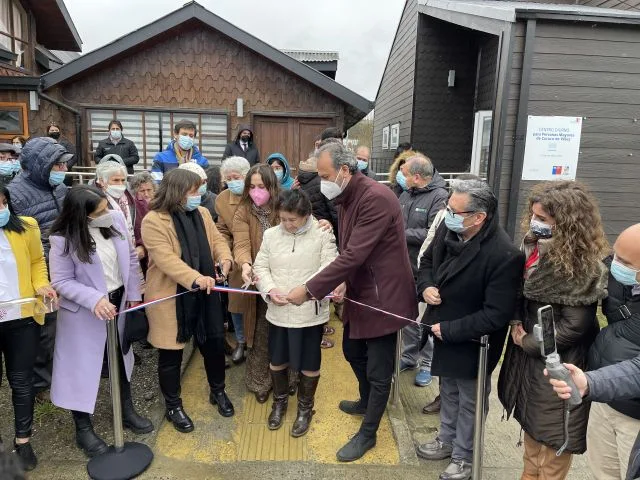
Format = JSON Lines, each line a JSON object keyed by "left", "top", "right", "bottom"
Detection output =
{"left": 179, "top": 162, "right": 207, "bottom": 180}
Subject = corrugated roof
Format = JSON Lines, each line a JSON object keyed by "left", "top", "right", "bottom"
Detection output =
{"left": 281, "top": 50, "right": 339, "bottom": 63}
{"left": 50, "top": 50, "right": 81, "bottom": 64}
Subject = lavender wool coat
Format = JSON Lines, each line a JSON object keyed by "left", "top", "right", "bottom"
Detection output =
{"left": 49, "top": 211, "right": 142, "bottom": 413}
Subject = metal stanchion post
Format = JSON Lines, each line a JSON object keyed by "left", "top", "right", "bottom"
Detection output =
{"left": 472, "top": 335, "right": 490, "bottom": 480}
{"left": 86, "top": 318, "right": 153, "bottom": 480}
{"left": 392, "top": 329, "right": 403, "bottom": 406}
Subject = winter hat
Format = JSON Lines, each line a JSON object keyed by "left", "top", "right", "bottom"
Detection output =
{"left": 99, "top": 153, "right": 125, "bottom": 166}
{"left": 298, "top": 156, "right": 317, "bottom": 173}
{"left": 179, "top": 162, "right": 207, "bottom": 180}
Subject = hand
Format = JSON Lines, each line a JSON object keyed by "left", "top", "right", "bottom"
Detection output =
{"left": 195, "top": 276, "right": 216, "bottom": 294}
{"left": 241, "top": 263, "right": 257, "bottom": 285}
{"left": 431, "top": 323, "right": 442, "bottom": 340}
{"left": 544, "top": 363, "right": 589, "bottom": 399}
{"left": 292, "top": 178, "right": 301, "bottom": 190}
{"left": 332, "top": 282, "right": 346, "bottom": 303}
{"left": 422, "top": 287, "right": 441, "bottom": 305}
{"left": 126, "top": 300, "right": 141, "bottom": 309}
{"left": 135, "top": 246, "right": 146, "bottom": 260}
{"left": 511, "top": 324, "right": 528, "bottom": 347}
{"left": 94, "top": 297, "right": 117, "bottom": 321}
{"left": 221, "top": 260, "right": 232, "bottom": 278}
{"left": 269, "top": 288, "right": 289, "bottom": 306}
{"left": 287, "top": 285, "right": 309, "bottom": 306}
{"left": 36, "top": 285, "right": 58, "bottom": 301}
{"left": 318, "top": 219, "right": 333, "bottom": 233}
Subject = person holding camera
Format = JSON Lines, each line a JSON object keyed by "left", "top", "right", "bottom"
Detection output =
{"left": 497, "top": 181, "right": 608, "bottom": 480}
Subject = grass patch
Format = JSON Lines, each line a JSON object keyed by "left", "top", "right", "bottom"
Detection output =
{"left": 33, "top": 401, "right": 64, "bottom": 426}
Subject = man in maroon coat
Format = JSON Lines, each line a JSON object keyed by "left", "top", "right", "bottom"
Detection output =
{"left": 288, "top": 141, "right": 418, "bottom": 462}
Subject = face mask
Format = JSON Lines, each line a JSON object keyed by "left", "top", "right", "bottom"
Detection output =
{"left": 0, "top": 162, "right": 12, "bottom": 176}
{"left": 178, "top": 135, "right": 194, "bottom": 150}
{"left": 444, "top": 210, "right": 471, "bottom": 234}
{"left": 185, "top": 195, "right": 201, "bottom": 211}
{"left": 0, "top": 207, "right": 9, "bottom": 228}
{"left": 530, "top": 218, "right": 553, "bottom": 239}
{"left": 49, "top": 170, "right": 66, "bottom": 186}
{"left": 227, "top": 179, "right": 244, "bottom": 195}
{"left": 240, "top": 135, "right": 250, "bottom": 143}
{"left": 611, "top": 257, "right": 640, "bottom": 286}
{"left": 48, "top": 131, "right": 61, "bottom": 140}
{"left": 320, "top": 171, "right": 346, "bottom": 200}
{"left": 12, "top": 143, "right": 21, "bottom": 149}
{"left": 106, "top": 184, "right": 127, "bottom": 199}
{"left": 357, "top": 160, "right": 368, "bottom": 171}
{"left": 396, "top": 170, "right": 408, "bottom": 191}
{"left": 89, "top": 213, "right": 113, "bottom": 229}
{"left": 249, "top": 187, "right": 270, "bottom": 207}
{"left": 274, "top": 170, "right": 284, "bottom": 181}
{"left": 198, "top": 184, "right": 207, "bottom": 196}
{"left": 12, "top": 160, "right": 20, "bottom": 174}
{"left": 110, "top": 129, "right": 122, "bottom": 140}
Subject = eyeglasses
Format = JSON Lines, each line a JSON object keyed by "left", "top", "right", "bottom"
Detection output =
{"left": 445, "top": 204, "right": 476, "bottom": 216}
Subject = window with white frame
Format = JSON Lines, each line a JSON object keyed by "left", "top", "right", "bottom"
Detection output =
{"left": 390, "top": 123, "right": 400, "bottom": 149}
{"left": 382, "top": 126, "right": 389, "bottom": 150}
{"left": 0, "top": 0, "right": 28, "bottom": 67}
{"left": 87, "top": 109, "right": 228, "bottom": 170}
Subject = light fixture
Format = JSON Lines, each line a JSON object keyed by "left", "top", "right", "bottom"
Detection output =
{"left": 448, "top": 70, "right": 456, "bottom": 88}
{"left": 236, "top": 98, "right": 244, "bottom": 117}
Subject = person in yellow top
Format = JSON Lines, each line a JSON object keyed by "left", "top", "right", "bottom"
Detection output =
{"left": 0, "top": 183, "right": 57, "bottom": 472}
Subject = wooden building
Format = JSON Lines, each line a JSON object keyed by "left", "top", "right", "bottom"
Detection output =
{"left": 0, "top": 0, "right": 81, "bottom": 141}
{"left": 38, "top": 1, "right": 372, "bottom": 172}
{"left": 373, "top": 0, "right": 640, "bottom": 242}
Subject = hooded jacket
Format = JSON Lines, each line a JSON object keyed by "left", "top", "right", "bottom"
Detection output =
{"left": 7, "top": 137, "right": 69, "bottom": 259}
{"left": 399, "top": 172, "right": 448, "bottom": 276}
{"left": 266, "top": 153, "right": 294, "bottom": 190}
{"left": 150, "top": 140, "right": 208, "bottom": 182}
{"left": 222, "top": 124, "right": 260, "bottom": 165}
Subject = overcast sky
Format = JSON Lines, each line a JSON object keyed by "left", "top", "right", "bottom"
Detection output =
{"left": 63, "top": 0, "right": 405, "bottom": 101}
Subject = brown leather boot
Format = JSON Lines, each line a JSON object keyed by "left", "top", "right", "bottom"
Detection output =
{"left": 422, "top": 395, "right": 441, "bottom": 415}
{"left": 268, "top": 368, "right": 289, "bottom": 430}
{"left": 291, "top": 374, "right": 319, "bottom": 438}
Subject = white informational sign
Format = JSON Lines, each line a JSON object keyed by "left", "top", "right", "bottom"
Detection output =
{"left": 521, "top": 116, "right": 582, "bottom": 181}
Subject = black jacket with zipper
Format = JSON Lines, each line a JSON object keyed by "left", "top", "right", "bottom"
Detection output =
{"left": 95, "top": 136, "right": 140, "bottom": 174}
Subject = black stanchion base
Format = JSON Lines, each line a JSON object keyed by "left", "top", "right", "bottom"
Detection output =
{"left": 87, "top": 442, "right": 153, "bottom": 480}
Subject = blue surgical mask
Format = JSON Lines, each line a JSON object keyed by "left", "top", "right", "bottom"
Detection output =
{"left": 530, "top": 218, "right": 553, "bottom": 239}
{"left": 110, "top": 129, "right": 122, "bottom": 141}
{"left": 0, "top": 162, "right": 12, "bottom": 176}
{"left": 444, "top": 210, "right": 470, "bottom": 234}
{"left": 178, "top": 135, "right": 194, "bottom": 150}
{"left": 227, "top": 179, "right": 244, "bottom": 195}
{"left": 396, "top": 170, "right": 407, "bottom": 191}
{"left": 185, "top": 195, "right": 201, "bottom": 211}
{"left": 49, "top": 170, "right": 66, "bottom": 186}
{"left": 611, "top": 257, "right": 640, "bottom": 286}
{"left": 0, "top": 207, "right": 9, "bottom": 228}
{"left": 357, "top": 160, "right": 368, "bottom": 171}
{"left": 275, "top": 170, "right": 284, "bottom": 181}
{"left": 198, "top": 184, "right": 207, "bottom": 196}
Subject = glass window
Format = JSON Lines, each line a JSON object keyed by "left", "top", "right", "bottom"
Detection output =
{"left": 0, "top": 102, "right": 26, "bottom": 136}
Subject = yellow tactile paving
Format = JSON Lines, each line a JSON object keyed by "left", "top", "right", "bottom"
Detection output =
{"left": 153, "top": 317, "right": 400, "bottom": 465}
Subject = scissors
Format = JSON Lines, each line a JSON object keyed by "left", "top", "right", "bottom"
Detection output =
{"left": 241, "top": 266, "right": 256, "bottom": 290}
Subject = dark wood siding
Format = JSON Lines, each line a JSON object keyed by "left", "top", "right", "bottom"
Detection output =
{"left": 578, "top": 0, "right": 640, "bottom": 10}
{"left": 474, "top": 35, "right": 499, "bottom": 112}
{"left": 512, "top": 21, "right": 640, "bottom": 243}
{"left": 371, "top": 0, "right": 418, "bottom": 173}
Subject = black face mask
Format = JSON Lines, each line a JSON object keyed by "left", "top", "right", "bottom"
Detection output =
{"left": 240, "top": 135, "right": 250, "bottom": 143}
{"left": 49, "top": 132, "right": 61, "bottom": 140}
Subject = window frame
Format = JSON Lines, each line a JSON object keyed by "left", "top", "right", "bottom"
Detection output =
{"left": 382, "top": 125, "right": 389, "bottom": 150}
{"left": 0, "top": 101, "right": 28, "bottom": 138}
{"left": 389, "top": 123, "right": 400, "bottom": 149}
{"left": 0, "top": 0, "right": 29, "bottom": 68}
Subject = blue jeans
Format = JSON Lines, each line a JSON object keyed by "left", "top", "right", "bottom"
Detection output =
{"left": 231, "top": 313, "right": 245, "bottom": 344}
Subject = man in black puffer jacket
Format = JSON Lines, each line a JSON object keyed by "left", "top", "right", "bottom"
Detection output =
{"left": 587, "top": 223, "right": 640, "bottom": 480}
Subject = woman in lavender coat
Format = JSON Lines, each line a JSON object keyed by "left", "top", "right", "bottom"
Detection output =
{"left": 48, "top": 186, "right": 153, "bottom": 458}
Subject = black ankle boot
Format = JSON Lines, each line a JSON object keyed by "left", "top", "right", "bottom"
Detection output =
{"left": 268, "top": 369, "right": 289, "bottom": 430}
{"left": 122, "top": 397, "right": 154, "bottom": 434}
{"left": 291, "top": 374, "right": 319, "bottom": 438}
{"left": 72, "top": 411, "right": 108, "bottom": 458}
{"left": 13, "top": 441, "right": 37, "bottom": 471}
{"left": 165, "top": 407, "right": 194, "bottom": 433}
{"left": 231, "top": 342, "right": 246, "bottom": 364}
{"left": 210, "top": 390, "right": 235, "bottom": 417}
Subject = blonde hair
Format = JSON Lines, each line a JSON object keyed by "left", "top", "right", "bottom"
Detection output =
{"left": 522, "top": 181, "right": 609, "bottom": 279}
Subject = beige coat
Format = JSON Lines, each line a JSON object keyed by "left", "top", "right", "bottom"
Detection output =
{"left": 142, "top": 207, "right": 232, "bottom": 350}
{"left": 253, "top": 219, "right": 337, "bottom": 328}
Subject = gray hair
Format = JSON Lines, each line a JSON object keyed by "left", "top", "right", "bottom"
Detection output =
{"left": 129, "top": 171, "right": 155, "bottom": 193}
{"left": 95, "top": 161, "right": 127, "bottom": 185}
{"left": 450, "top": 179, "right": 497, "bottom": 220}
{"left": 405, "top": 155, "right": 434, "bottom": 179}
{"left": 220, "top": 156, "right": 251, "bottom": 177}
{"left": 316, "top": 141, "right": 358, "bottom": 174}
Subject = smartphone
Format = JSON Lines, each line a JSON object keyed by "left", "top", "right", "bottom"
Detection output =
{"left": 537, "top": 305, "right": 557, "bottom": 357}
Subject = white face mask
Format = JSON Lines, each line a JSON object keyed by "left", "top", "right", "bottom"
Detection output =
{"left": 320, "top": 170, "right": 346, "bottom": 200}
{"left": 106, "top": 184, "right": 127, "bottom": 199}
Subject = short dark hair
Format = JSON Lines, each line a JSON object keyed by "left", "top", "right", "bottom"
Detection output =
{"left": 108, "top": 120, "right": 123, "bottom": 130}
{"left": 394, "top": 142, "right": 413, "bottom": 159}
{"left": 46, "top": 121, "right": 60, "bottom": 133}
{"left": 174, "top": 119, "right": 198, "bottom": 136}
{"left": 150, "top": 168, "right": 201, "bottom": 214}
{"left": 278, "top": 189, "right": 312, "bottom": 217}
{"left": 206, "top": 165, "right": 222, "bottom": 195}
{"left": 321, "top": 127, "right": 343, "bottom": 141}
{"left": 0, "top": 182, "right": 26, "bottom": 233}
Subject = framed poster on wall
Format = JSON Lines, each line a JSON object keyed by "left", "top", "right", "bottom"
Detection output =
{"left": 390, "top": 123, "right": 400, "bottom": 149}
{"left": 382, "top": 126, "right": 389, "bottom": 149}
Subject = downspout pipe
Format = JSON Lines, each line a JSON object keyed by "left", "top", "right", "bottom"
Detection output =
{"left": 37, "top": 81, "right": 82, "bottom": 167}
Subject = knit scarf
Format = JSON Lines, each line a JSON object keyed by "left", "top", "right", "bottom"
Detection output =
{"left": 173, "top": 143, "right": 193, "bottom": 163}
{"left": 251, "top": 203, "right": 273, "bottom": 233}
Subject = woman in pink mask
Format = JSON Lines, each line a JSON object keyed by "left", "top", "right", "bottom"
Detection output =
{"left": 232, "top": 164, "right": 282, "bottom": 403}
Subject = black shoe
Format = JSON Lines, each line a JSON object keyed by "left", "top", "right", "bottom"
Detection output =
{"left": 255, "top": 391, "right": 269, "bottom": 404}
{"left": 336, "top": 432, "right": 376, "bottom": 462}
{"left": 338, "top": 399, "right": 367, "bottom": 416}
{"left": 122, "top": 398, "right": 154, "bottom": 434}
{"left": 210, "top": 390, "right": 235, "bottom": 417}
{"left": 439, "top": 459, "right": 472, "bottom": 480}
{"left": 73, "top": 413, "right": 109, "bottom": 458}
{"left": 417, "top": 437, "right": 453, "bottom": 461}
{"left": 165, "top": 407, "right": 194, "bottom": 433}
{"left": 231, "top": 342, "right": 246, "bottom": 364}
{"left": 13, "top": 441, "right": 37, "bottom": 471}
{"left": 268, "top": 369, "right": 289, "bottom": 430}
{"left": 423, "top": 395, "right": 441, "bottom": 415}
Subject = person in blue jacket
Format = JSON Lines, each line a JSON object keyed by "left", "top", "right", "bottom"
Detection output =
{"left": 266, "top": 153, "right": 294, "bottom": 190}
{"left": 151, "top": 119, "right": 209, "bottom": 182}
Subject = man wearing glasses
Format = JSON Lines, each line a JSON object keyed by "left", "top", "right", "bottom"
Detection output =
{"left": 415, "top": 179, "right": 524, "bottom": 480}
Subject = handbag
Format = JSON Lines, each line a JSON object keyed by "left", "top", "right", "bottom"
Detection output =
{"left": 122, "top": 308, "right": 148, "bottom": 355}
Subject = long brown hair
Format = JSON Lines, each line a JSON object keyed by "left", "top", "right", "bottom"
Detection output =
{"left": 522, "top": 181, "right": 609, "bottom": 279}
{"left": 150, "top": 169, "right": 201, "bottom": 213}
{"left": 239, "top": 164, "right": 280, "bottom": 223}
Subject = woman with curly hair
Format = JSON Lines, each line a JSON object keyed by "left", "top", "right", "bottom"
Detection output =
{"left": 498, "top": 181, "right": 609, "bottom": 480}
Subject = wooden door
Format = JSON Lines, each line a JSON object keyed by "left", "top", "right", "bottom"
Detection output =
{"left": 297, "top": 118, "right": 334, "bottom": 168}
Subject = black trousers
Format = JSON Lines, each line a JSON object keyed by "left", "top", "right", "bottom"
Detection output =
{"left": 0, "top": 318, "right": 40, "bottom": 438}
{"left": 342, "top": 322, "right": 397, "bottom": 438}
{"left": 32, "top": 310, "right": 56, "bottom": 392}
{"left": 158, "top": 338, "right": 225, "bottom": 410}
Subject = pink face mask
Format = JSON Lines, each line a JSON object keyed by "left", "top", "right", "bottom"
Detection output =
{"left": 249, "top": 187, "right": 270, "bottom": 207}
